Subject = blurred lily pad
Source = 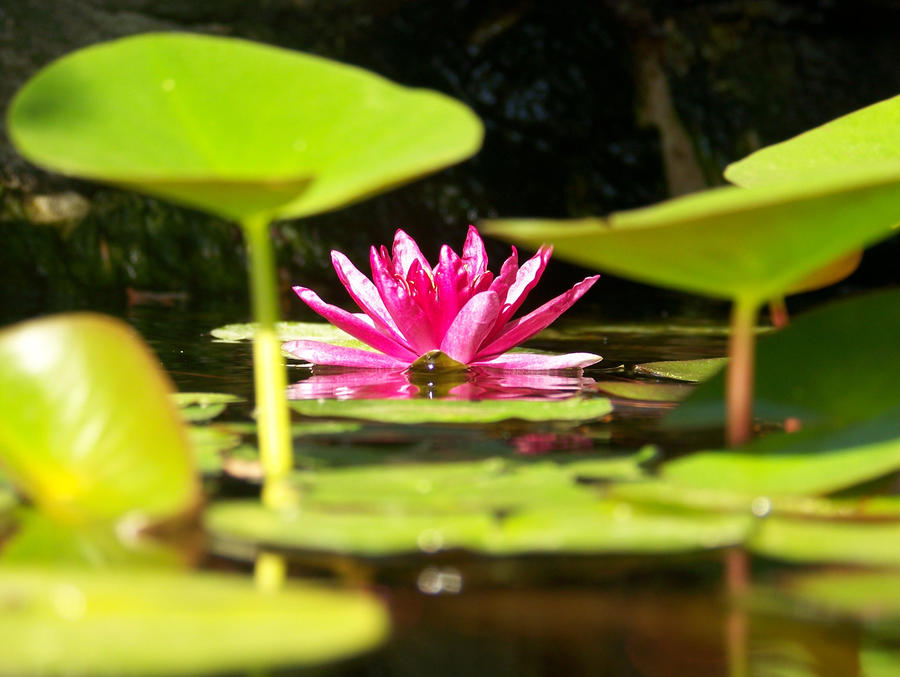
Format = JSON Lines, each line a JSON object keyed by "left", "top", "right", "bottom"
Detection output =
{"left": 749, "top": 517, "right": 900, "bottom": 566}
{"left": 633, "top": 358, "right": 728, "bottom": 383}
{"left": 289, "top": 396, "right": 612, "bottom": 424}
{"left": 205, "top": 497, "right": 750, "bottom": 557}
{"left": 0, "top": 567, "right": 389, "bottom": 675}
{"left": 668, "top": 289, "right": 900, "bottom": 429}
{"left": 187, "top": 425, "right": 245, "bottom": 475}
{"left": 0, "top": 313, "right": 199, "bottom": 524}
{"left": 172, "top": 392, "right": 244, "bottom": 422}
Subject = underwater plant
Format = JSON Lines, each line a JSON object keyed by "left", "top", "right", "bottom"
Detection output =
{"left": 286, "top": 225, "right": 601, "bottom": 371}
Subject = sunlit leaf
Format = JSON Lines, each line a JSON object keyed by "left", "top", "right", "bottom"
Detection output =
{"left": 0, "top": 314, "right": 199, "bottom": 524}
{"left": 289, "top": 396, "right": 612, "bottom": 423}
{"left": 725, "top": 94, "right": 900, "bottom": 187}
{"left": 211, "top": 321, "right": 365, "bottom": 347}
{"left": 593, "top": 379, "right": 691, "bottom": 402}
{"left": 749, "top": 517, "right": 900, "bottom": 565}
{"left": 1, "top": 510, "right": 181, "bottom": 568}
{"left": 483, "top": 165, "right": 900, "bottom": 306}
{"left": 0, "top": 567, "right": 388, "bottom": 675}
{"left": 633, "top": 358, "right": 728, "bottom": 383}
{"left": 8, "top": 33, "right": 483, "bottom": 222}
{"left": 669, "top": 289, "right": 900, "bottom": 428}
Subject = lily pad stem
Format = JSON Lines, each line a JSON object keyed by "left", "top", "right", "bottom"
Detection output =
{"left": 726, "top": 299, "right": 758, "bottom": 448}
{"left": 243, "top": 215, "right": 292, "bottom": 505}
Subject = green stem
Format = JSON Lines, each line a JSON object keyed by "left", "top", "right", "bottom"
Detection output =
{"left": 726, "top": 299, "right": 758, "bottom": 448}
{"left": 243, "top": 216, "right": 292, "bottom": 506}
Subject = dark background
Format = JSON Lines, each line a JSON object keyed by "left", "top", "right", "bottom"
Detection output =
{"left": 3, "top": 0, "right": 900, "bottom": 323}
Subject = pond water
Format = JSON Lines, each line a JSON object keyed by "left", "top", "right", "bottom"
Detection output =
{"left": 109, "top": 304, "right": 893, "bottom": 677}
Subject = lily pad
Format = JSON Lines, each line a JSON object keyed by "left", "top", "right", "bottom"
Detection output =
{"left": 778, "top": 571, "right": 900, "bottom": 622}
{"left": 725, "top": 93, "right": 900, "bottom": 187}
{"left": 205, "top": 497, "right": 751, "bottom": 557}
{"left": 0, "top": 314, "right": 199, "bottom": 524}
{"left": 172, "top": 392, "right": 243, "bottom": 422}
{"left": 187, "top": 425, "right": 244, "bottom": 475}
{"left": 593, "top": 379, "right": 692, "bottom": 402}
{"left": 289, "top": 396, "right": 613, "bottom": 424}
{"left": 0, "top": 567, "right": 388, "bottom": 675}
{"left": 748, "top": 517, "right": 900, "bottom": 566}
{"left": 668, "top": 289, "right": 900, "bottom": 429}
{"left": 211, "top": 321, "right": 365, "bottom": 347}
{"left": 633, "top": 358, "right": 728, "bottom": 383}
{"left": 8, "top": 33, "right": 483, "bottom": 222}
{"left": 483, "top": 164, "right": 900, "bottom": 306}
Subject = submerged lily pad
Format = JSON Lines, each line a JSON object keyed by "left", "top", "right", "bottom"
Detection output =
{"left": 289, "top": 396, "right": 612, "bottom": 424}
{"left": 0, "top": 314, "right": 199, "bottom": 524}
{"left": 172, "top": 392, "right": 244, "bottom": 422}
{"left": 633, "top": 358, "right": 728, "bottom": 383}
{"left": 0, "top": 568, "right": 389, "bottom": 675}
{"left": 8, "top": 33, "right": 483, "bottom": 222}
{"left": 592, "top": 379, "right": 691, "bottom": 402}
{"left": 668, "top": 289, "right": 900, "bottom": 429}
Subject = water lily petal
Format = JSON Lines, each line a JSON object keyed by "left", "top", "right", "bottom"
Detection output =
{"left": 487, "top": 248, "right": 519, "bottom": 306}
{"left": 433, "top": 244, "right": 466, "bottom": 335}
{"left": 330, "top": 250, "right": 405, "bottom": 342}
{"left": 470, "top": 351, "right": 602, "bottom": 370}
{"left": 440, "top": 291, "right": 501, "bottom": 364}
{"left": 478, "top": 275, "right": 600, "bottom": 357}
{"left": 283, "top": 340, "right": 411, "bottom": 368}
{"left": 496, "top": 245, "right": 553, "bottom": 328}
{"left": 370, "top": 247, "right": 439, "bottom": 353}
{"left": 392, "top": 228, "right": 431, "bottom": 278}
{"left": 462, "top": 224, "right": 489, "bottom": 276}
{"left": 292, "top": 286, "right": 417, "bottom": 360}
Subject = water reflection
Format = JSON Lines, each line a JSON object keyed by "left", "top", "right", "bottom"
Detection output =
{"left": 287, "top": 366, "right": 595, "bottom": 401}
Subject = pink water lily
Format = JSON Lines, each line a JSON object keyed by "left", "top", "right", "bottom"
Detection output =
{"left": 284, "top": 226, "right": 601, "bottom": 370}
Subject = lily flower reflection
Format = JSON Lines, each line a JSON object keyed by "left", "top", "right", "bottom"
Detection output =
{"left": 285, "top": 225, "right": 601, "bottom": 370}
{"left": 286, "top": 366, "right": 595, "bottom": 401}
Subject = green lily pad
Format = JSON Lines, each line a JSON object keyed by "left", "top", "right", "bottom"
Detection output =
{"left": 187, "top": 425, "right": 244, "bottom": 474}
{"left": 668, "top": 289, "right": 900, "bottom": 429}
{"left": 289, "top": 396, "right": 613, "bottom": 424}
{"left": 748, "top": 517, "right": 900, "bottom": 566}
{"left": 725, "top": 94, "right": 900, "bottom": 187}
{"left": 778, "top": 571, "right": 900, "bottom": 622}
{"left": 286, "top": 452, "right": 650, "bottom": 514}
{"left": 483, "top": 165, "right": 900, "bottom": 306}
{"left": 8, "top": 33, "right": 483, "bottom": 222}
{"left": 660, "top": 409, "right": 900, "bottom": 497}
{"left": 0, "top": 567, "right": 388, "bottom": 675}
{"left": 205, "top": 497, "right": 751, "bottom": 557}
{"left": 0, "top": 314, "right": 199, "bottom": 524}
{"left": 172, "top": 392, "right": 243, "bottom": 422}
{"left": 593, "top": 379, "right": 692, "bottom": 402}
{"left": 1, "top": 510, "right": 181, "bottom": 568}
{"left": 633, "top": 358, "right": 728, "bottom": 383}
{"left": 211, "top": 321, "right": 367, "bottom": 348}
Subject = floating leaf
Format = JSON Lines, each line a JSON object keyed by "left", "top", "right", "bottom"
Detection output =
{"left": 0, "top": 314, "right": 198, "bottom": 524}
{"left": 187, "top": 425, "right": 244, "bottom": 475}
{"left": 0, "top": 568, "right": 388, "bottom": 675}
{"left": 668, "top": 289, "right": 900, "bottom": 429}
{"left": 778, "top": 571, "right": 900, "bottom": 622}
{"left": 289, "top": 396, "right": 612, "bottom": 424}
{"left": 725, "top": 93, "right": 900, "bottom": 187}
{"left": 483, "top": 166, "right": 900, "bottom": 306}
{"left": 593, "top": 379, "right": 691, "bottom": 402}
{"left": 633, "top": 358, "right": 728, "bottom": 383}
{"left": 8, "top": 33, "right": 483, "bottom": 222}
{"left": 172, "top": 392, "right": 243, "bottom": 422}
{"left": 206, "top": 497, "right": 750, "bottom": 557}
{"left": 748, "top": 517, "right": 900, "bottom": 566}
{"left": 211, "top": 321, "right": 365, "bottom": 347}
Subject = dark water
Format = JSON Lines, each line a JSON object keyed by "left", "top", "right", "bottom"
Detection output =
{"left": 118, "top": 305, "right": 866, "bottom": 677}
